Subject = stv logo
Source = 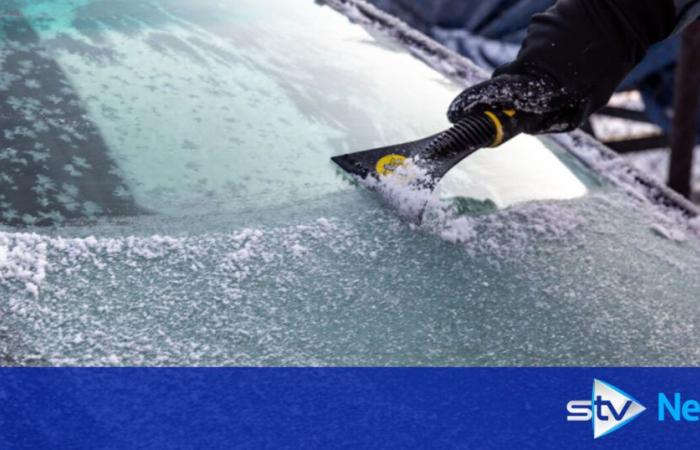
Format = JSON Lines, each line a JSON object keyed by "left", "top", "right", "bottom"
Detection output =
{"left": 567, "top": 379, "right": 646, "bottom": 439}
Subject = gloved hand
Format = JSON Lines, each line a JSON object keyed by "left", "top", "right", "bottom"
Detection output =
{"left": 447, "top": 73, "right": 587, "bottom": 135}
{"left": 449, "top": 0, "right": 678, "bottom": 136}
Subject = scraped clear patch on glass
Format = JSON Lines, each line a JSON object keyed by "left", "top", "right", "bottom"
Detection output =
{"left": 436, "top": 134, "right": 596, "bottom": 215}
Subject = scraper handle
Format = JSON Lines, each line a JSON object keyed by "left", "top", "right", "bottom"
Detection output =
{"left": 419, "top": 109, "right": 538, "bottom": 163}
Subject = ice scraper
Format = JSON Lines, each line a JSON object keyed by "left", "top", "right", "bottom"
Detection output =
{"left": 331, "top": 108, "right": 537, "bottom": 197}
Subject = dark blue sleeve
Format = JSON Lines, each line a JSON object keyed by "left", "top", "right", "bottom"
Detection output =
{"left": 495, "top": 0, "right": 688, "bottom": 119}
{"left": 675, "top": 0, "right": 700, "bottom": 31}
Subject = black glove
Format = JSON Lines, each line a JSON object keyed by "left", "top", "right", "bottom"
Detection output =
{"left": 448, "top": 0, "right": 677, "bottom": 135}
{"left": 447, "top": 73, "right": 586, "bottom": 134}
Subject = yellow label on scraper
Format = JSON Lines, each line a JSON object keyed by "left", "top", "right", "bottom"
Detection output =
{"left": 375, "top": 154, "right": 408, "bottom": 176}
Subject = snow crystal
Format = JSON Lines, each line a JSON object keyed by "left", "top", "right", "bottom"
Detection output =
{"left": 25, "top": 282, "right": 39, "bottom": 298}
{"left": 290, "top": 243, "right": 308, "bottom": 257}
{"left": 317, "top": 217, "right": 332, "bottom": 229}
{"left": 437, "top": 216, "right": 477, "bottom": 243}
{"left": 232, "top": 248, "right": 252, "bottom": 262}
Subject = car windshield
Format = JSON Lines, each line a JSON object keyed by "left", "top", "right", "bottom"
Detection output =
{"left": 2, "top": 0, "right": 700, "bottom": 366}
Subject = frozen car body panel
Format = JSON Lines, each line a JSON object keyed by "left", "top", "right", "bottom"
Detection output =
{"left": 0, "top": 0, "right": 699, "bottom": 366}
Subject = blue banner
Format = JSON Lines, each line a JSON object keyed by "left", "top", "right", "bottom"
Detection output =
{"left": 1, "top": 368, "right": 700, "bottom": 448}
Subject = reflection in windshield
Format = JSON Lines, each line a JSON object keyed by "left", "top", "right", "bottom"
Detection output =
{"left": 439, "top": 134, "right": 589, "bottom": 211}
{"left": 0, "top": 15, "right": 140, "bottom": 226}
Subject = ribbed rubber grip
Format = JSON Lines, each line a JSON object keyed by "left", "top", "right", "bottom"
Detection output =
{"left": 419, "top": 114, "right": 497, "bottom": 161}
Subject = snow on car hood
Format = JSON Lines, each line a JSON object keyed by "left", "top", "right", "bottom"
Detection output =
{"left": 2, "top": 187, "right": 700, "bottom": 366}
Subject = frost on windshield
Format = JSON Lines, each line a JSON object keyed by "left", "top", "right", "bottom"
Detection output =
{"left": 0, "top": 0, "right": 700, "bottom": 368}
{"left": 2, "top": 190, "right": 700, "bottom": 366}
{"left": 0, "top": 0, "right": 466, "bottom": 225}
{"left": 0, "top": 14, "right": 140, "bottom": 226}
{"left": 1, "top": 0, "right": 596, "bottom": 227}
